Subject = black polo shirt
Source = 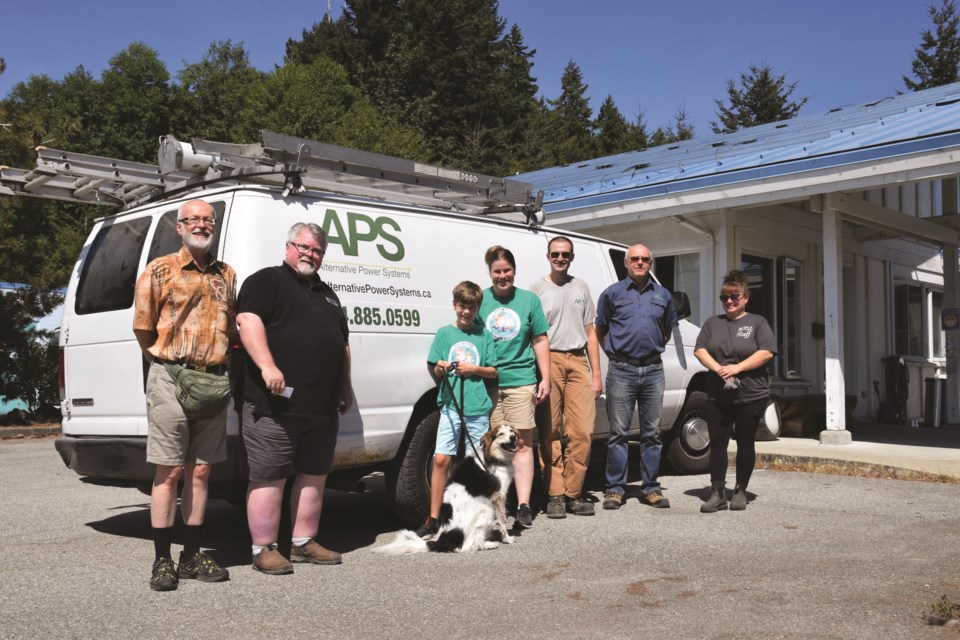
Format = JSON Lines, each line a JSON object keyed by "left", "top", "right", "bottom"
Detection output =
{"left": 238, "top": 264, "right": 349, "bottom": 417}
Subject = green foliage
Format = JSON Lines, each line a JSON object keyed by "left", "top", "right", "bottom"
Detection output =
{"left": 904, "top": 0, "right": 960, "bottom": 91}
{"left": 596, "top": 95, "right": 648, "bottom": 155}
{"left": 710, "top": 63, "right": 808, "bottom": 134}
{"left": 285, "top": 0, "right": 540, "bottom": 174}
{"left": 650, "top": 108, "right": 695, "bottom": 147}
{"left": 99, "top": 43, "right": 171, "bottom": 161}
{"left": 170, "top": 41, "right": 265, "bottom": 142}
{"left": 251, "top": 58, "right": 429, "bottom": 158}
{"left": 0, "top": 287, "right": 62, "bottom": 418}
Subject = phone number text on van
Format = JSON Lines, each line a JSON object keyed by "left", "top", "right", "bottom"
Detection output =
{"left": 342, "top": 305, "right": 422, "bottom": 327}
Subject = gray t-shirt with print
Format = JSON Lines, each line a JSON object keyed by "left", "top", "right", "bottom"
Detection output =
{"left": 529, "top": 276, "right": 596, "bottom": 352}
{"left": 695, "top": 313, "right": 778, "bottom": 404}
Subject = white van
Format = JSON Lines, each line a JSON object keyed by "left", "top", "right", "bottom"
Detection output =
{"left": 2, "top": 133, "right": 750, "bottom": 525}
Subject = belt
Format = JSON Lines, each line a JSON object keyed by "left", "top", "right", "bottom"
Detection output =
{"left": 551, "top": 347, "right": 586, "bottom": 356}
{"left": 157, "top": 359, "right": 228, "bottom": 376}
{"left": 608, "top": 353, "right": 661, "bottom": 367}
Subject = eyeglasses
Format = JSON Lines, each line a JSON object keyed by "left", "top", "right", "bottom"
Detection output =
{"left": 719, "top": 294, "right": 743, "bottom": 303}
{"left": 549, "top": 251, "right": 572, "bottom": 259}
{"left": 628, "top": 255, "right": 652, "bottom": 264}
{"left": 178, "top": 217, "right": 216, "bottom": 227}
{"left": 287, "top": 241, "right": 326, "bottom": 257}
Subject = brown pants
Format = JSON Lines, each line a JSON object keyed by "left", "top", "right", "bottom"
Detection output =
{"left": 536, "top": 352, "right": 596, "bottom": 499}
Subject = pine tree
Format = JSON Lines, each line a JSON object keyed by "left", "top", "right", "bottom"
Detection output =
{"left": 542, "top": 60, "right": 596, "bottom": 165}
{"left": 710, "top": 63, "right": 808, "bottom": 134}
{"left": 596, "top": 96, "right": 633, "bottom": 155}
{"left": 904, "top": 0, "right": 960, "bottom": 91}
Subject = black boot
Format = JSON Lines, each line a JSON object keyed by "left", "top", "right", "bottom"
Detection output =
{"left": 700, "top": 482, "right": 728, "bottom": 513}
{"left": 730, "top": 485, "right": 747, "bottom": 511}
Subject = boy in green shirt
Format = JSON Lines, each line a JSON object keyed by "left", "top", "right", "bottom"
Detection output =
{"left": 417, "top": 281, "right": 498, "bottom": 539}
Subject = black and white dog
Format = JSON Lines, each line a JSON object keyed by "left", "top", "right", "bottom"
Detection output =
{"left": 376, "top": 424, "right": 518, "bottom": 554}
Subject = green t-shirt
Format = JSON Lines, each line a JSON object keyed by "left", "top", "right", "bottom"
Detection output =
{"left": 479, "top": 287, "right": 550, "bottom": 388}
{"left": 427, "top": 323, "right": 497, "bottom": 415}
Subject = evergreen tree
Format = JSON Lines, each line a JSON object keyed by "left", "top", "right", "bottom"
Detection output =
{"left": 650, "top": 108, "right": 695, "bottom": 147}
{"left": 542, "top": 60, "right": 596, "bottom": 165}
{"left": 0, "top": 58, "right": 6, "bottom": 75}
{"left": 710, "top": 63, "right": 808, "bottom": 134}
{"left": 904, "top": 0, "right": 960, "bottom": 91}
{"left": 594, "top": 97, "right": 651, "bottom": 155}
{"left": 285, "top": 0, "right": 539, "bottom": 174}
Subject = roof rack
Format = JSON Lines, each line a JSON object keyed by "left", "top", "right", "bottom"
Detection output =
{"left": 0, "top": 130, "right": 544, "bottom": 222}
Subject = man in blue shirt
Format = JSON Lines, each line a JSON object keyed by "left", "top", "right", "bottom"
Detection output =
{"left": 595, "top": 243, "right": 678, "bottom": 510}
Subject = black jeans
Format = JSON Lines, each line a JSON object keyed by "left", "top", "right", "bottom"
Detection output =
{"left": 704, "top": 398, "right": 768, "bottom": 486}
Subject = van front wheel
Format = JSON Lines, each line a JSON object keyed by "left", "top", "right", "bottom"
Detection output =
{"left": 664, "top": 391, "right": 711, "bottom": 474}
{"left": 389, "top": 410, "right": 438, "bottom": 527}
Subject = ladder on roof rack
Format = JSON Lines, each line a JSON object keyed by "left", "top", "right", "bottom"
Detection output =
{"left": 0, "top": 130, "right": 545, "bottom": 222}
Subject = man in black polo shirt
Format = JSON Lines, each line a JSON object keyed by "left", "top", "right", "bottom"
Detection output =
{"left": 237, "top": 222, "right": 354, "bottom": 575}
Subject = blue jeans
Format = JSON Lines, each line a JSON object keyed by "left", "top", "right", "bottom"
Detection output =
{"left": 605, "top": 360, "right": 665, "bottom": 495}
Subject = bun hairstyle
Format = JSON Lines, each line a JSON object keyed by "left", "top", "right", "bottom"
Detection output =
{"left": 484, "top": 245, "right": 516, "bottom": 270}
{"left": 721, "top": 269, "right": 749, "bottom": 297}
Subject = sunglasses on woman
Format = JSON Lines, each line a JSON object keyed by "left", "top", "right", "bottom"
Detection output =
{"left": 718, "top": 293, "right": 742, "bottom": 303}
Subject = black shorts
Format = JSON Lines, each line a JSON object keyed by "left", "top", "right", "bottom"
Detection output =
{"left": 241, "top": 401, "right": 339, "bottom": 481}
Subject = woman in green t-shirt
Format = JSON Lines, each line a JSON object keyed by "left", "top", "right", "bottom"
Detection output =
{"left": 479, "top": 245, "right": 551, "bottom": 529}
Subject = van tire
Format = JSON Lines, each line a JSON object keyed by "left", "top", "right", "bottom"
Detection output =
{"left": 664, "top": 391, "right": 711, "bottom": 474}
{"left": 389, "top": 410, "right": 439, "bottom": 527}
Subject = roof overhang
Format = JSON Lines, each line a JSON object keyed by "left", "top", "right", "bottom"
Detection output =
{"left": 541, "top": 132, "right": 960, "bottom": 246}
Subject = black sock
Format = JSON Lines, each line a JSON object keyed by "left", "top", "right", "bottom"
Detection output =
{"left": 182, "top": 524, "right": 203, "bottom": 561}
{"left": 153, "top": 526, "right": 174, "bottom": 562}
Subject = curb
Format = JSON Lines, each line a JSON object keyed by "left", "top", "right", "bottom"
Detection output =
{"left": 754, "top": 452, "right": 960, "bottom": 484}
{"left": 0, "top": 426, "right": 61, "bottom": 439}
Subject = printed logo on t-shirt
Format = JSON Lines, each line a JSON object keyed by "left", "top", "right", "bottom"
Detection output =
{"left": 448, "top": 341, "right": 480, "bottom": 365}
{"left": 324, "top": 296, "right": 340, "bottom": 307}
{"left": 736, "top": 325, "right": 754, "bottom": 339}
{"left": 485, "top": 307, "right": 521, "bottom": 341}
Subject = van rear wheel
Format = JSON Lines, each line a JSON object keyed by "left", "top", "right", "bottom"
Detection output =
{"left": 664, "top": 391, "right": 711, "bottom": 474}
{"left": 388, "top": 410, "right": 438, "bottom": 527}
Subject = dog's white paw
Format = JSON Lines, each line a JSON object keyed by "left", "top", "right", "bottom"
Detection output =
{"left": 482, "top": 540, "right": 501, "bottom": 550}
{"left": 503, "top": 534, "right": 515, "bottom": 544}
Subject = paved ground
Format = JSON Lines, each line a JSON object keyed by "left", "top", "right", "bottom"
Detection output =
{"left": 2, "top": 437, "right": 959, "bottom": 640}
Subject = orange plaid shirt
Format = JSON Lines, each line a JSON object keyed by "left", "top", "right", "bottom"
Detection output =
{"left": 133, "top": 245, "right": 237, "bottom": 367}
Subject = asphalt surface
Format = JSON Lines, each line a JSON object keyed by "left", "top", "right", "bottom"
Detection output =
{"left": 2, "top": 437, "right": 959, "bottom": 640}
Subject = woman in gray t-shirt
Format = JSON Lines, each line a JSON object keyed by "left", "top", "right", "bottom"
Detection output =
{"left": 694, "top": 270, "right": 777, "bottom": 513}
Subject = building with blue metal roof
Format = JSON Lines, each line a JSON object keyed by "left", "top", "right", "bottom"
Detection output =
{"left": 516, "top": 82, "right": 960, "bottom": 438}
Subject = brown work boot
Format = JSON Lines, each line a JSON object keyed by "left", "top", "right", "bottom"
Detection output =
{"left": 252, "top": 544, "right": 294, "bottom": 575}
{"left": 642, "top": 490, "right": 671, "bottom": 508}
{"left": 290, "top": 539, "right": 342, "bottom": 565}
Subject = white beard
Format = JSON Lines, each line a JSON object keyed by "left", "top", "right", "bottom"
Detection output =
{"left": 181, "top": 229, "right": 213, "bottom": 252}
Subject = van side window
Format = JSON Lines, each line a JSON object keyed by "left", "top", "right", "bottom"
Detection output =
{"left": 610, "top": 249, "right": 627, "bottom": 280}
{"left": 75, "top": 217, "right": 152, "bottom": 315}
{"left": 147, "top": 201, "right": 225, "bottom": 263}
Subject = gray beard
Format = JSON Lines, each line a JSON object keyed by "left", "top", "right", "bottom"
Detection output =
{"left": 182, "top": 231, "right": 212, "bottom": 252}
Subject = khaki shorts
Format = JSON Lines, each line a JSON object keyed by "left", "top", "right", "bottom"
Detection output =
{"left": 146, "top": 361, "right": 227, "bottom": 467}
{"left": 489, "top": 384, "right": 537, "bottom": 432}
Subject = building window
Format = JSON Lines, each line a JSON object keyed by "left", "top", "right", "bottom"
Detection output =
{"left": 741, "top": 254, "right": 803, "bottom": 378}
{"left": 895, "top": 283, "right": 945, "bottom": 359}
{"left": 653, "top": 253, "right": 701, "bottom": 322}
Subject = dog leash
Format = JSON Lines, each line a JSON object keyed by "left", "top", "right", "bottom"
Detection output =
{"left": 438, "top": 363, "right": 486, "bottom": 468}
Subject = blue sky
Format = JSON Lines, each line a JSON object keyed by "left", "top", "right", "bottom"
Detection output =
{"left": 0, "top": 0, "right": 937, "bottom": 138}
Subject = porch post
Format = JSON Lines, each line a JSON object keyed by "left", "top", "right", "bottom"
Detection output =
{"left": 820, "top": 199, "right": 852, "bottom": 444}
{"left": 944, "top": 244, "right": 960, "bottom": 424}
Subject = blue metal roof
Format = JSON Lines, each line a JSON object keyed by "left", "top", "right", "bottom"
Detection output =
{"left": 516, "top": 83, "right": 960, "bottom": 213}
